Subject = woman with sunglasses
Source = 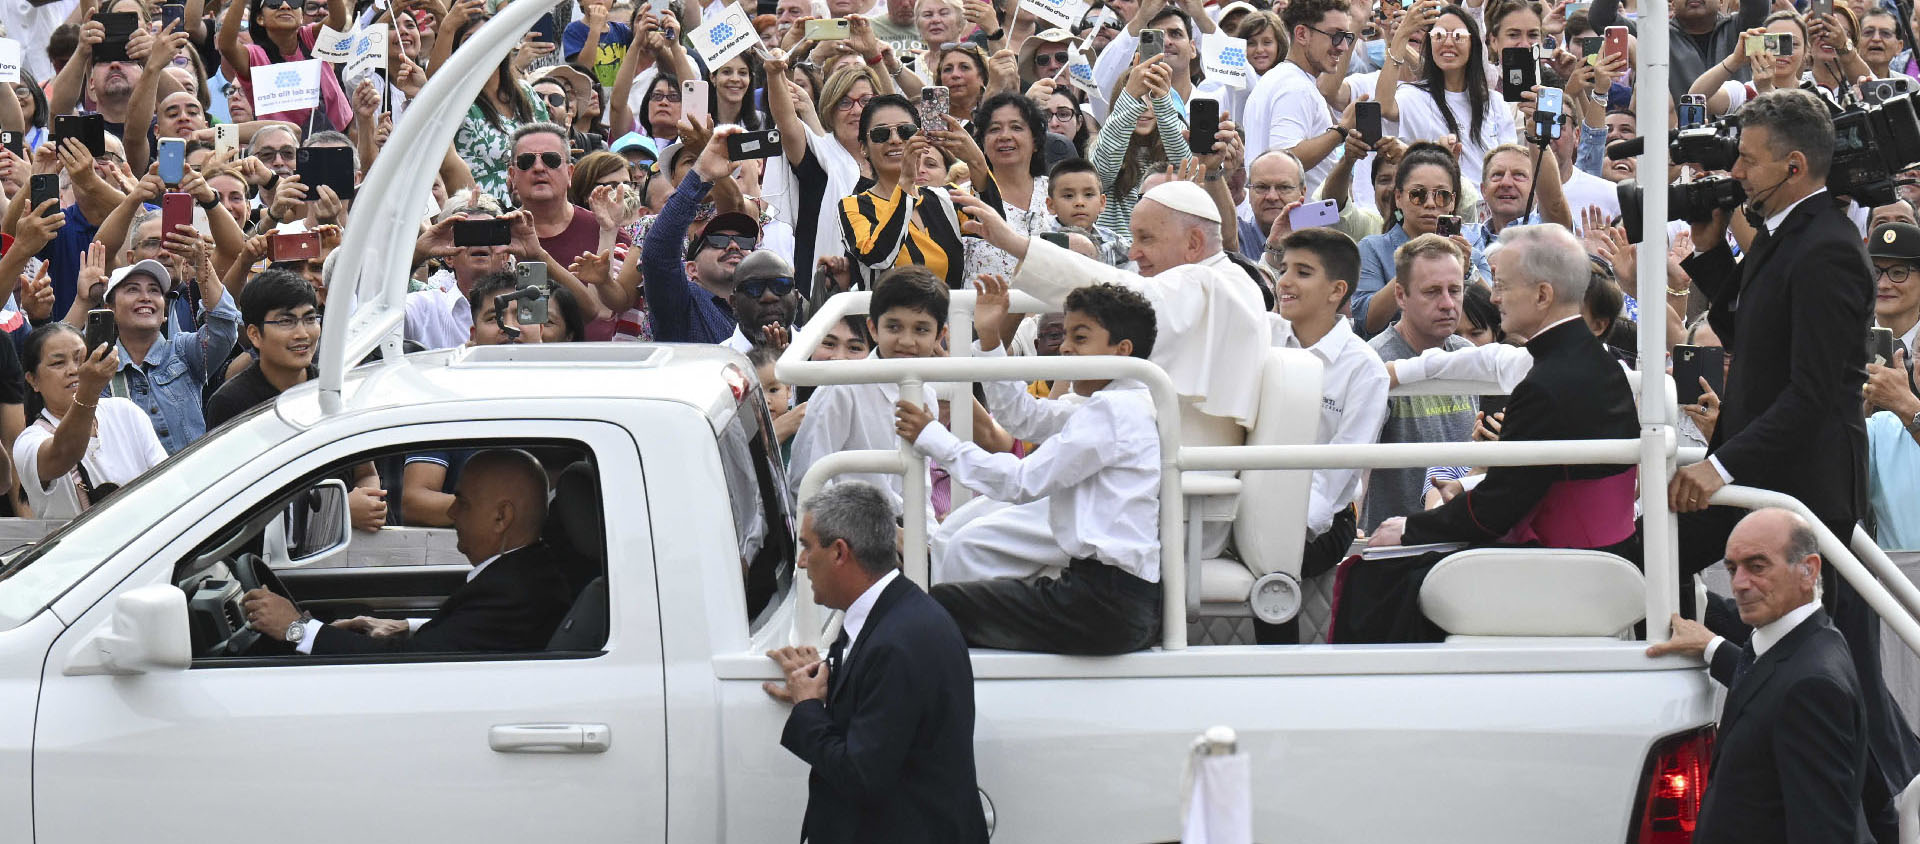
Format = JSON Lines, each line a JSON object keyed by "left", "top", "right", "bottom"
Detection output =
{"left": 764, "top": 57, "right": 880, "bottom": 299}
{"left": 837, "top": 94, "right": 981, "bottom": 289}
{"left": 1375, "top": 3, "right": 1515, "bottom": 186}
{"left": 1352, "top": 141, "right": 1491, "bottom": 337}
{"left": 216, "top": 0, "right": 353, "bottom": 132}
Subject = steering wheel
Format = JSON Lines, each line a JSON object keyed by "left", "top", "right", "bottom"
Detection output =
{"left": 215, "top": 553, "right": 301, "bottom": 656}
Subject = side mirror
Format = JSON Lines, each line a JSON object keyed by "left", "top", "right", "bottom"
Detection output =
{"left": 265, "top": 478, "right": 355, "bottom": 569}
{"left": 63, "top": 583, "right": 192, "bottom": 676}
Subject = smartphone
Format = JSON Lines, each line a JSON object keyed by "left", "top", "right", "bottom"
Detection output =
{"left": 29, "top": 172, "right": 57, "bottom": 216}
{"left": 83, "top": 309, "right": 116, "bottom": 355}
{"left": 1768, "top": 31, "right": 1795, "bottom": 56}
{"left": 296, "top": 145, "right": 357, "bottom": 201}
{"left": 1435, "top": 214, "right": 1463, "bottom": 236}
{"left": 727, "top": 128, "right": 783, "bottom": 160}
{"left": 1672, "top": 344, "right": 1725, "bottom": 405}
{"left": 1288, "top": 198, "right": 1341, "bottom": 229}
{"left": 804, "top": 18, "right": 850, "bottom": 40}
{"left": 1581, "top": 34, "right": 1605, "bottom": 64}
{"left": 1356, "top": 100, "right": 1382, "bottom": 145}
{"left": 214, "top": 123, "right": 238, "bottom": 158}
{"left": 160, "top": 2, "right": 186, "bottom": 31}
{"left": 514, "top": 261, "right": 550, "bottom": 325}
{"left": 270, "top": 231, "right": 321, "bottom": 262}
{"left": 0, "top": 130, "right": 20, "bottom": 160}
{"left": 157, "top": 137, "right": 186, "bottom": 185}
{"left": 1189, "top": 98, "right": 1219, "bottom": 156}
{"left": 1535, "top": 86, "right": 1564, "bottom": 139}
{"left": 919, "top": 85, "right": 951, "bottom": 129}
{"left": 1137, "top": 28, "right": 1165, "bottom": 61}
{"left": 1809, "top": 0, "right": 1832, "bottom": 18}
{"left": 92, "top": 12, "right": 138, "bottom": 62}
{"left": 529, "top": 10, "right": 558, "bottom": 43}
{"left": 452, "top": 217, "right": 512, "bottom": 247}
{"left": 682, "top": 79, "right": 710, "bottom": 120}
{"left": 52, "top": 113, "right": 105, "bottom": 157}
{"left": 161, "top": 192, "right": 193, "bottom": 241}
{"left": 1678, "top": 93, "right": 1706, "bottom": 129}
{"left": 1871, "top": 326, "right": 1897, "bottom": 367}
{"left": 1500, "top": 47, "right": 1536, "bottom": 102}
{"left": 1038, "top": 231, "right": 1070, "bottom": 249}
{"left": 1745, "top": 33, "right": 1765, "bottom": 55}
{"left": 1602, "top": 25, "right": 1630, "bottom": 66}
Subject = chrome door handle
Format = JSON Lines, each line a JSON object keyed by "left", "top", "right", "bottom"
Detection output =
{"left": 488, "top": 723, "right": 612, "bottom": 753}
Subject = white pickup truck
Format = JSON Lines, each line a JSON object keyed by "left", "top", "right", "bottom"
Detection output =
{"left": 3, "top": 3, "right": 1919, "bottom": 843}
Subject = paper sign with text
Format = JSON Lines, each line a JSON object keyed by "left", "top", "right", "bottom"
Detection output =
{"left": 1065, "top": 41, "right": 1097, "bottom": 94}
{"left": 344, "top": 24, "right": 389, "bottom": 89}
{"left": 0, "top": 40, "right": 21, "bottom": 84}
{"left": 1202, "top": 34, "right": 1250, "bottom": 90}
{"left": 1021, "top": 0, "right": 1090, "bottom": 32}
{"left": 311, "top": 25, "right": 356, "bottom": 62}
{"left": 691, "top": 4, "right": 756, "bottom": 70}
{"left": 251, "top": 59, "right": 323, "bottom": 114}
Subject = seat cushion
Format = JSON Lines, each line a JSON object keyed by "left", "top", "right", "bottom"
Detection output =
{"left": 1198, "top": 557, "right": 1256, "bottom": 604}
{"left": 1418, "top": 549, "right": 1645, "bottom": 637}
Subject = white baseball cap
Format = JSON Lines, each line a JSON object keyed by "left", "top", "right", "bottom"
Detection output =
{"left": 104, "top": 259, "right": 172, "bottom": 301}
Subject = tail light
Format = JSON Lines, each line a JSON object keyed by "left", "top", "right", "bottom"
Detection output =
{"left": 1629, "top": 726, "right": 1714, "bottom": 843}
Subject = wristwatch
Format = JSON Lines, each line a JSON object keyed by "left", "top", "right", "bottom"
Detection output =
{"left": 1906, "top": 409, "right": 1920, "bottom": 438}
{"left": 284, "top": 619, "right": 306, "bottom": 644}
{"left": 196, "top": 196, "right": 219, "bottom": 211}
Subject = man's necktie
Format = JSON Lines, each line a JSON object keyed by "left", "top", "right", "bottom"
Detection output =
{"left": 825, "top": 630, "right": 849, "bottom": 697}
{"left": 1731, "top": 644, "right": 1757, "bottom": 689}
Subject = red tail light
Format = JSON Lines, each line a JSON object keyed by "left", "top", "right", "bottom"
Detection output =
{"left": 1630, "top": 726, "right": 1714, "bottom": 843}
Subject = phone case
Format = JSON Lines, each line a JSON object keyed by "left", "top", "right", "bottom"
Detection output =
{"left": 453, "top": 218, "right": 512, "bottom": 247}
{"left": 1871, "top": 327, "right": 1896, "bottom": 367}
{"left": 682, "top": 80, "right": 709, "bottom": 120}
{"left": 161, "top": 192, "right": 193, "bottom": 240}
{"left": 271, "top": 232, "right": 321, "bottom": 262}
{"left": 1435, "top": 215, "right": 1463, "bottom": 236}
{"left": 0, "top": 131, "right": 20, "bottom": 159}
{"left": 1288, "top": 199, "right": 1340, "bottom": 229}
{"left": 1673, "top": 345, "right": 1724, "bottom": 405}
{"left": 84, "top": 309, "right": 116, "bottom": 354}
{"left": 158, "top": 139, "right": 186, "bottom": 185}
{"left": 92, "top": 13, "right": 138, "bottom": 62}
{"left": 1189, "top": 100, "right": 1219, "bottom": 155}
{"left": 215, "top": 124, "right": 239, "bottom": 156}
{"left": 1603, "top": 26, "right": 1630, "bottom": 63}
{"left": 1357, "top": 102, "right": 1382, "bottom": 144}
{"left": 30, "top": 174, "right": 58, "bottom": 215}
{"left": 919, "top": 86, "right": 950, "bottom": 129}
{"left": 1138, "top": 30, "right": 1164, "bottom": 60}
{"left": 727, "top": 129, "right": 783, "bottom": 160}
{"left": 805, "top": 19, "right": 849, "bottom": 40}
{"left": 296, "top": 146, "right": 358, "bottom": 201}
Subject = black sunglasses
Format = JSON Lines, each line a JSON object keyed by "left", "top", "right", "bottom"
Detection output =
{"left": 537, "top": 91, "right": 569, "bottom": 108}
{"left": 702, "top": 233, "right": 755, "bottom": 253}
{"left": 1037, "top": 50, "right": 1069, "bottom": 65}
{"left": 515, "top": 151, "right": 565, "bottom": 170}
{"left": 739, "top": 277, "right": 796, "bottom": 298}
{"left": 866, "top": 124, "right": 919, "bottom": 144}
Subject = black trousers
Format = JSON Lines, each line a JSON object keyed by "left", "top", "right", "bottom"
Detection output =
{"left": 1255, "top": 505, "right": 1357, "bottom": 645}
{"left": 930, "top": 558, "right": 1161, "bottom": 655}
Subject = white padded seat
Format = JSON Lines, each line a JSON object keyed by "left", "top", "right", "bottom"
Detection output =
{"left": 1199, "top": 558, "right": 1256, "bottom": 603}
{"left": 1418, "top": 548, "right": 1646, "bottom": 637}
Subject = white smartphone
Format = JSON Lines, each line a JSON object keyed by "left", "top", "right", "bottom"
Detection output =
{"left": 682, "top": 79, "right": 710, "bottom": 120}
{"left": 1288, "top": 198, "right": 1340, "bottom": 229}
{"left": 214, "top": 123, "right": 238, "bottom": 158}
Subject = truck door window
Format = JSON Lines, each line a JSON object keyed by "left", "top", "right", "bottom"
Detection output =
{"left": 718, "top": 388, "right": 797, "bottom": 633}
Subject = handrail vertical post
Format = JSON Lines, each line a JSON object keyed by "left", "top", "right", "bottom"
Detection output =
{"left": 1636, "top": 0, "right": 1675, "bottom": 642}
{"left": 950, "top": 300, "right": 976, "bottom": 510}
{"left": 900, "top": 378, "right": 930, "bottom": 587}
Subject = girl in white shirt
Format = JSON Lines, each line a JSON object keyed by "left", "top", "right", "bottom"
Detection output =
{"left": 1377, "top": 4, "right": 1517, "bottom": 186}
{"left": 12, "top": 323, "right": 168, "bottom": 520}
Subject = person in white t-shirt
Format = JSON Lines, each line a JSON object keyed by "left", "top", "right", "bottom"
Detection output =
{"left": 1376, "top": 3, "right": 1516, "bottom": 186}
{"left": 12, "top": 322, "right": 167, "bottom": 520}
{"left": 1242, "top": 0, "right": 1360, "bottom": 196}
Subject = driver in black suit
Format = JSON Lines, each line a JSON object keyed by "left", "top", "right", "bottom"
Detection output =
{"left": 241, "top": 448, "right": 573, "bottom": 654}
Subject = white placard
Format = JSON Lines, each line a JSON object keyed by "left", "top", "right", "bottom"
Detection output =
{"left": 1201, "top": 34, "right": 1250, "bottom": 90}
{"left": 344, "top": 24, "right": 389, "bottom": 89}
{"left": 310, "top": 25, "right": 356, "bottom": 62}
{"left": 690, "top": 4, "right": 756, "bottom": 70}
{"left": 1021, "top": 0, "right": 1090, "bottom": 31}
{"left": 0, "top": 40, "right": 21, "bottom": 84}
{"left": 251, "top": 59, "right": 323, "bottom": 115}
{"left": 1065, "top": 42, "right": 1097, "bottom": 95}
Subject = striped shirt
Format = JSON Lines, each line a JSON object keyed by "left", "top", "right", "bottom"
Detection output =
{"left": 1091, "top": 92, "right": 1192, "bottom": 233}
{"left": 839, "top": 182, "right": 976, "bottom": 289}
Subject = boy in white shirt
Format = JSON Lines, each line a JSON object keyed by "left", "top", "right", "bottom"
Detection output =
{"left": 896, "top": 279, "right": 1163, "bottom": 655}
{"left": 1265, "top": 228, "right": 1390, "bottom": 642}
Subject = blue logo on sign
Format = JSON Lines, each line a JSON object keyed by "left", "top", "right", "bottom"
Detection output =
{"left": 358, "top": 35, "right": 375, "bottom": 52}
{"left": 1069, "top": 62, "right": 1092, "bottom": 81}
{"left": 710, "top": 22, "right": 734, "bottom": 43}
{"left": 275, "top": 69, "right": 301, "bottom": 87}
{"left": 1220, "top": 46, "right": 1246, "bottom": 66}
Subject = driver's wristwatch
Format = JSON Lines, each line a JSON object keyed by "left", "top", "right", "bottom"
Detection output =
{"left": 284, "top": 619, "right": 307, "bottom": 644}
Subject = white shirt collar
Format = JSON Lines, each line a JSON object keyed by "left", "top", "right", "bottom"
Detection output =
{"left": 1751, "top": 600, "right": 1821, "bottom": 658}
{"left": 1276, "top": 315, "right": 1356, "bottom": 364}
{"left": 467, "top": 545, "right": 526, "bottom": 583}
{"left": 842, "top": 567, "right": 901, "bottom": 650}
{"left": 1530, "top": 313, "right": 1586, "bottom": 340}
{"left": 1764, "top": 188, "right": 1827, "bottom": 234}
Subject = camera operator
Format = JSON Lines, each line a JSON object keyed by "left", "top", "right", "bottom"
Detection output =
{"left": 1671, "top": 87, "right": 1920, "bottom": 843}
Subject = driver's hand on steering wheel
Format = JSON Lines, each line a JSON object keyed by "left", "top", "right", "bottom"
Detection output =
{"left": 241, "top": 589, "right": 303, "bottom": 640}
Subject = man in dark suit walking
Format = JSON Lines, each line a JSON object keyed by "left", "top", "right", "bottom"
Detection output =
{"left": 1648, "top": 508, "right": 1872, "bottom": 844}
{"left": 1673, "top": 88, "right": 1920, "bottom": 840}
{"left": 764, "top": 482, "right": 988, "bottom": 844}
{"left": 242, "top": 449, "right": 574, "bottom": 654}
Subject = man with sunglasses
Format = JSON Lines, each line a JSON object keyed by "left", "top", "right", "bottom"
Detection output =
{"left": 723, "top": 251, "right": 800, "bottom": 353}
{"left": 643, "top": 125, "right": 762, "bottom": 344}
{"left": 1017, "top": 27, "right": 1077, "bottom": 87}
{"left": 508, "top": 122, "right": 631, "bottom": 338}
{"left": 1244, "top": 0, "right": 1360, "bottom": 197}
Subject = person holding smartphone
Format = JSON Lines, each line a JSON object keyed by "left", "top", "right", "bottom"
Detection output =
{"left": 1589, "top": 0, "right": 1768, "bottom": 103}
{"left": 13, "top": 318, "right": 166, "bottom": 520}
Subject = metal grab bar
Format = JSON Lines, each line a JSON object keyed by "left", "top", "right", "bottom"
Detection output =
{"left": 790, "top": 450, "right": 910, "bottom": 648}
{"left": 1851, "top": 525, "right": 1920, "bottom": 634}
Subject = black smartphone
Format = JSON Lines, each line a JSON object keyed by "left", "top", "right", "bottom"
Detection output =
{"left": 53, "top": 113, "right": 105, "bottom": 157}
{"left": 296, "top": 145, "right": 358, "bottom": 201}
{"left": 727, "top": 129, "right": 783, "bottom": 160}
{"left": 1188, "top": 98, "right": 1219, "bottom": 156}
{"left": 0, "top": 131, "right": 21, "bottom": 160}
{"left": 1356, "top": 101, "right": 1382, "bottom": 145}
{"left": 92, "top": 12, "right": 139, "bottom": 62}
{"left": 29, "top": 173, "right": 58, "bottom": 216}
{"left": 1500, "top": 46, "right": 1536, "bottom": 102}
{"left": 452, "top": 217, "right": 512, "bottom": 247}
{"left": 1478, "top": 393, "right": 1508, "bottom": 419}
{"left": 1673, "top": 344, "right": 1725, "bottom": 405}
{"left": 84, "top": 308, "right": 117, "bottom": 354}
{"left": 1871, "top": 326, "right": 1896, "bottom": 367}
{"left": 529, "top": 11, "right": 558, "bottom": 44}
{"left": 1038, "top": 231, "right": 1069, "bottom": 249}
{"left": 161, "top": 2, "right": 186, "bottom": 31}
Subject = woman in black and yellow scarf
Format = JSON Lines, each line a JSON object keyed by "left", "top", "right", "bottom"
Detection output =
{"left": 837, "top": 93, "right": 1000, "bottom": 289}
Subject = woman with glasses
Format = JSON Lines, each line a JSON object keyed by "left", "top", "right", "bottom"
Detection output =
{"left": 1043, "top": 85, "right": 1091, "bottom": 155}
{"left": 1090, "top": 54, "right": 1190, "bottom": 232}
{"left": 216, "top": 0, "right": 353, "bottom": 132}
{"left": 13, "top": 322, "right": 165, "bottom": 520}
{"left": 1353, "top": 141, "right": 1491, "bottom": 337}
{"left": 1376, "top": 3, "right": 1515, "bottom": 186}
{"left": 569, "top": 150, "right": 643, "bottom": 249}
{"left": 11, "top": 74, "right": 47, "bottom": 151}
{"left": 448, "top": 17, "right": 550, "bottom": 204}
{"left": 837, "top": 94, "right": 980, "bottom": 289}
{"left": 765, "top": 58, "right": 880, "bottom": 297}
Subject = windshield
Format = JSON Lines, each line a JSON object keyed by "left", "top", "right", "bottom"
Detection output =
{"left": 0, "top": 404, "right": 288, "bottom": 630}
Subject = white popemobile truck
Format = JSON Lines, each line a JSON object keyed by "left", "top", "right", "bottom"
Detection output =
{"left": 3, "top": 2, "right": 1920, "bottom": 842}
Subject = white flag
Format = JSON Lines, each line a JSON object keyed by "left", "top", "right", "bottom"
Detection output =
{"left": 251, "top": 59, "right": 323, "bottom": 115}
{"left": 0, "top": 40, "right": 21, "bottom": 84}
{"left": 1064, "top": 42, "right": 1097, "bottom": 95}
{"left": 690, "top": 4, "right": 756, "bottom": 69}
{"left": 1201, "top": 34, "right": 1250, "bottom": 90}
{"left": 1021, "top": 0, "right": 1089, "bottom": 31}
{"left": 310, "top": 25, "right": 356, "bottom": 62}
{"left": 344, "top": 24, "right": 389, "bottom": 89}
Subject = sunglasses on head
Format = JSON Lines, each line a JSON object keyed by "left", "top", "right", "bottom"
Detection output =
{"left": 515, "top": 151, "right": 565, "bottom": 170}
{"left": 740, "top": 276, "right": 796, "bottom": 298}
{"left": 866, "top": 124, "right": 919, "bottom": 143}
{"left": 702, "top": 233, "right": 755, "bottom": 253}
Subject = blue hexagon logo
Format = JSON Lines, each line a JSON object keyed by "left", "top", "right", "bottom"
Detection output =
{"left": 710, "top": 22, "right": 734, "bottom": 43}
